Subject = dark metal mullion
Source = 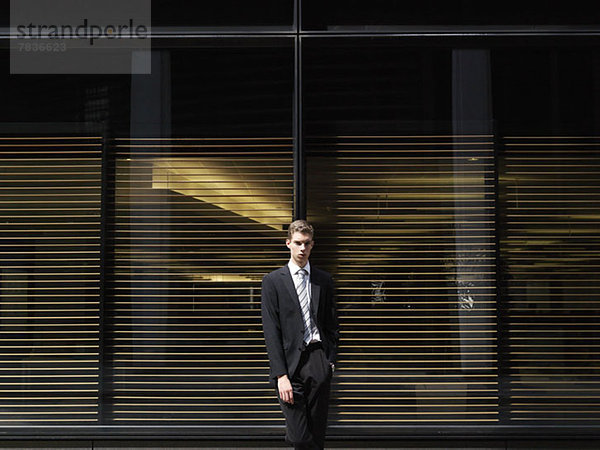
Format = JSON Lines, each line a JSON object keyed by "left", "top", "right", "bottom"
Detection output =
{"left": 98, "top": 126, "right": 109, "bottom": 424}
{"left": 494, "top": 124, "right": 511, "bottom": 425}
{"left": 293, "top": 34, "right": 305, "bottom": 220}
{"left": 293, "top": 0, "right": 299, "bottom": 32}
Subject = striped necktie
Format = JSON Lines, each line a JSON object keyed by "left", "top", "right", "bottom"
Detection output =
{"left": 296, "top": 269, "right": 312, "bottom": 344}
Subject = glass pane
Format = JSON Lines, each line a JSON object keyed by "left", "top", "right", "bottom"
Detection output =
{"left": 493, "top": 46, "right": 600, "bottom": 425}
{"left": 304, "top": 39, "right": 499, "bottom": 429}
{"left": 152, "top": 0, "right": 295, "bottom": 31}
{"left": 0, "top": 37, "right": 294, "bottom": 434}
{"left": 106, "top": 40, "right": 294, "bottom": 430}
{"left": 302, "top": 0, "right": 600, "bottom": 31}
{"left": 0, "top": 55, "right": 128, "bottom": 427}
{"left": 304, "top": 37, "right": 600, "bottom": 432}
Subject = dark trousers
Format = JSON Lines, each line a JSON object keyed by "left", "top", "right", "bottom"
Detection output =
{"left": 278, "top": 345, "right": 333, "bottom": 450}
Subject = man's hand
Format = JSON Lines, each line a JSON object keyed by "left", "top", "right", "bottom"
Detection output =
{"left": 277, "top": 374, "right": 294, "bottom": 404}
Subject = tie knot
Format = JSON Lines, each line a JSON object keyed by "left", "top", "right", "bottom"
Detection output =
{"left": 298, "top": 268, "right": 307, "bottom": 278}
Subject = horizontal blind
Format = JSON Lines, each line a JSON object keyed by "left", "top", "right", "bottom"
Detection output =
{"left": 307, "top": 134, "right": 498, "bottom": 426}
{"left": 0, "top": 135, "right": 101, "bottom": 424}
{"left": 108, "top": 137, "right": 293, "bottom": 426}
{"left": 501, "top": 136, "right": 600, "bottom": 424}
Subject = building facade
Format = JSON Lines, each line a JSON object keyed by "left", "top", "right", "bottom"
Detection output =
{"left": 1, "top": 1, "right": 600, "bottom": 447}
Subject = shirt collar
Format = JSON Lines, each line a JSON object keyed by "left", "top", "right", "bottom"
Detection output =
{"left": 288, "top": 259, "right": 311, "bottom": 277}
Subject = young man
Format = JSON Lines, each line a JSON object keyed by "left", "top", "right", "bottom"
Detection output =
{"left": 261, "top": 220, "right": 339, "bottom": 450}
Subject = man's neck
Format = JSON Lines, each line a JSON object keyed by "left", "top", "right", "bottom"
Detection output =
{"left": 289, "top": 259, "right": 310, "bottom": 270}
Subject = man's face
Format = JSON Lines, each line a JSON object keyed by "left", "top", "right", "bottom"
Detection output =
{"left": 286, "top": 231, "right": 314, "bottom": 267}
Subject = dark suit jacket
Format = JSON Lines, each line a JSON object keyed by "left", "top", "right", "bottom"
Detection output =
{"left": 261, "top": 264, "right": 339, "bottom": 382}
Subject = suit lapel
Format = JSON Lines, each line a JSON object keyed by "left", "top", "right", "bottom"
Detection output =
{"left": 281, "top": 266, "right": 300, "bottom": 310}
{"left": 310, "top": 271, "right": 321, "bottom": 316}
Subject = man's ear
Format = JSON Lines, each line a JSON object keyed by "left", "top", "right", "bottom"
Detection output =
{"left": 285, "top": 239, "right": 291, "bottom": 249}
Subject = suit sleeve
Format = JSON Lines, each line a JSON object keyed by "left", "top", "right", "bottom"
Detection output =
{"left": 261, "top": 274, "right": 288, "bottom": 379}
{"left": 324, "top": 274, "right": 339, "bottom": 364}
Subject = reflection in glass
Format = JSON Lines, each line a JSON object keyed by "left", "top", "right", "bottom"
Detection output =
{"left": 108, "top": 137, "right": 293, "bottom": 425}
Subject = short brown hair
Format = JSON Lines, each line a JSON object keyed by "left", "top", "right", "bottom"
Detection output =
{"left": 287, "top": 219, "right": 314, "bottom": 240}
